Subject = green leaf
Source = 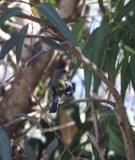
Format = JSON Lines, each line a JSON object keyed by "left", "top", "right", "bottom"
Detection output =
{"left": 115, "top": 0, "right": 125, "bottom": 12}
{"left": 124, "top": 45, "right": 135, "bottom": 55}
{"left": 93, "top": 24, "right": 111, "bottom": 65}
{"left": 45, "top": 139, "right": 58, "bottom": 155}
{"left": 0, "top": 7, "right": 22, "bottom": 26}
{"left": 82, "top": 32, "right": 96, "bottom": 97}
{"left": 16, "top": 24, "right": 29, "bottom": 63}
{"left": 0, "top": 35, "right": 18, "bottom": 59}
{"left": 0, "top": 127, "right": 11, "bottom": 160}
{"left": 113, "top": 53, "right": 130, "bottom": 81}
{"left": 24, "top": 145, "right": 36, "bottom": 160}
{"left": 126, "top": 17, "right": 135, "bottom": 40}
{"left": 107, "top": 127, "right": 125, "bottom": 157}
{"left": 72, "top": 20, "right": 85, "bottom": 42}
{"left": 104, "top": 31, "right": 119, "bottom": 78}
{"left": 98, "top": 0, "right": 106, "bottom": 13}
{"left": 42, "top": 38, "right": 70, "bottom": 57}
{"left": 130, "top": 56, "right": 135, "bottom": 93}
{"left": 114, "top": 1, "right": 135, "bottom": 22}
{"left": 71, "top": 61, "right": 81, "bottom": 80}
{"left": 121, "top": 62, "right": 130, "bottom": 101}
{"left": 38, "top": 3, "right": 78, "bottom": 46}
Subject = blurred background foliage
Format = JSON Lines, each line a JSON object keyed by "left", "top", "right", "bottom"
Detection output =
{"left": 0, "top": 0, "right": 135, "bottom": 160}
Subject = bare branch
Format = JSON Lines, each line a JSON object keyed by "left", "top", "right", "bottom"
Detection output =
{"left": 65, "top": 44, "right": 135, "bottom": 160}
{"left": 87, "top": 133, "right": 107, "bottom": 160}
{"left": 69, "top": 98, "right": 115, "bottom": 107}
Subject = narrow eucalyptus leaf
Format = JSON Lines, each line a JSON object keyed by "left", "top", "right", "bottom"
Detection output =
{"left": 114, "top": 1, "right": 135, "bottom": 22}
{"left": 38, "top": 3, "right": 78, "bottom": 46}
{"left": 0, "top": 35, "right": 18, "bottom": 59}
{"left": 0, "top": 7, "right": 22, "bottom": 26}
{"left": 98, "top": 0, "right": 106, "bottom": 13}
{"left": 24, "top": 145, "right": 36, "bottom": 160}
{"left": 107, "top": 127, "right": 125, "bottom": 156}
{"left": 121, "top": 62, "right": 130, "bottom": 101}
{"left": 45, "top": 139, "right": 58, "bottom": 155}
{"left": 16, "top": 24, "right": 29, "bottom": 63}
{"left": 0, "top": 127, "right": 11, "bottom": 160}
{"left": 42, "top": 38, "right": 70, "bottom": 57}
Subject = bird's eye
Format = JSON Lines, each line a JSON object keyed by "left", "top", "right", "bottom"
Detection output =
{"left": 62, "top": 69, "right": 67, "bottom": 73}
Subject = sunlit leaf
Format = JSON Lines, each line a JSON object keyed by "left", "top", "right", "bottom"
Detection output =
{"left": 38, "top": 3, "right": 78, "bottom": 46}
{"left": 93, "top": 24, "right": 111, "bottom": 65}
{"left": 0, "top": 7, "right": 22, "bottom": 26}
{"left": 82, "top": 31, "right": 96, "bottom": 97}
{"left": 16, "top": 24, "right": 29, "bottom": 63}
{"left": 0, "top": 127, "right": 11, "bottom": 160}
{"left": 124, "top": 45, "right": 135, "bottom": 55}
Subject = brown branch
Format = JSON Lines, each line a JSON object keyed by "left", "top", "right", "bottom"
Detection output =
{"left": 69, "top": 98, "right": 115, "bottom": 107}
{"left": 90, "top": 102, "right": 100, "bottom": 143}
{"left": 87, "top": 134, "right": 107, "bottom": 160}
{"left": 87, "top": 100, "right": 108, "bottom": 160}
{"left": 65, "top": 44, "right": 135, "bottom": 160}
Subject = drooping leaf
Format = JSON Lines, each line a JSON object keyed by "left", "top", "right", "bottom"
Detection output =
{"left": 0, "top": 127, "right": 11, "bottom": 160}
{"left": 0, "top": 7, "right": 22, "bottom": 26}
{"left": 113, "top": 53, "right": 130, "bottom": 81}
{"left": 121, "top": 61, "right": 130, "bottom": 101}
{"left": 114, "top": 1, "right": 135, "bottom": 22}
{"left": 93, "top": 23, "right": 111, "bottom": 65}
{"left": 115, "top": 0, "right": 125, "bottom": 12}
{"left": 104, "top": 31, "right": 119, "bottom": 78}
{"left": 16, "top": 24, "right": 29, "bottom": 63}
{"left": 0, "top": 35, "right": 18, "bottom": 59}
{"left": 45, "top": 139, "right": 58, "bottom": 155}
{"left": 72, "top": 20, "right": 85, "bottom": 42}
{"left": 107, "top": 127, "right": 125, "bottom": 157}
{"left": 82, "top": 30, "right": 97, "bottom": 97}
{"left": 42, "top": 38, "right": 70, "bottom": 57}
{"left": 130, "top": 56, "right": 135, "bottom": 93}
{"left": 38, "top": 3, "right": 78, "bottom": 46}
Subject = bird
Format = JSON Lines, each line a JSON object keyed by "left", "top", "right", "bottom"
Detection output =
{"left": 49, "top": 69, "right": 73, "bottom": 113}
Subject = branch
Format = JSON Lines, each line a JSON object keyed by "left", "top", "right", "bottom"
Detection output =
{"left": 69, "top": 98, "right": 115, "bottom": 107}
{"left": 87, "top": 133, "right": 107, "bottom": 160}
{"left": 65, "top": 44, "right": 135, "bottom": 160}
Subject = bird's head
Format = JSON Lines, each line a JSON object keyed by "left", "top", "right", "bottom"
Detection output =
{"left": 53, "top": 69, "right": 70, "bottom": 80}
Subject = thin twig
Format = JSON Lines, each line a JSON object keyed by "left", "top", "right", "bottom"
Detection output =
{"left": 69, "top": 98, "right": 115, "bottom": 107}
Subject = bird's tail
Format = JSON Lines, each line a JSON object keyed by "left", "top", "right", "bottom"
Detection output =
{"left": 49, "top": 97, "right": 60, "bottom": 113}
